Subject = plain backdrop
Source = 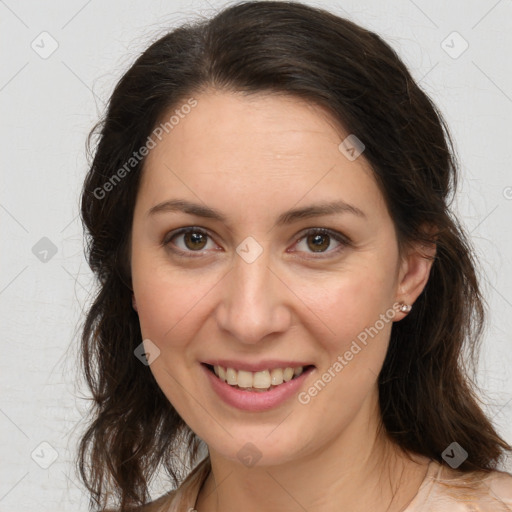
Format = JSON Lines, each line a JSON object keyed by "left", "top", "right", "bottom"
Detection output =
{"left": 1, "top": 0, "right": 511, "bottom": 510}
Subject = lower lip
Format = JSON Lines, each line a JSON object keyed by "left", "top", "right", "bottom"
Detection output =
{"left": 201, "top": 363, "right": 315, "bottom": 412}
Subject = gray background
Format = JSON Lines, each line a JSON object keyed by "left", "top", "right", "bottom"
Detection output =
{"left": 1, "top": 0, "right": 511, "bottom": 510}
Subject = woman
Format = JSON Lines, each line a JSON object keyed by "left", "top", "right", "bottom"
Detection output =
{"left": 77, "top": 1, "right": 512, "bottom": 511}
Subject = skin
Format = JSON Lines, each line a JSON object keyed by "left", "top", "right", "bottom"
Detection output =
{"left": 130, "top": 90, "right": 436, "bottom": 512}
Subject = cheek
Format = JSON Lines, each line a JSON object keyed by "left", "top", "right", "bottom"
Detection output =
{"left": 131, "top": 259, "right": 217, "bottom": 410}
{"left": 297, "top": 277, "right": 393, "bottom": 425}
{"left": 290, "top": 261, "right": 395, "bottom": 396}
{"left": 294, "top": 262, "right": 395, "bottom": 341}
{"left": 131, "top": 254, "right": 217, "bottom": 349}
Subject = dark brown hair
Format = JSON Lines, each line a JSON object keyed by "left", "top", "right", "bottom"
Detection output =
{"left": 77, "top": 1, "right": 511, "bottom": 510}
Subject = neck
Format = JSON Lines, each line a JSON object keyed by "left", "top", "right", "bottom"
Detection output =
{"left": 195, "top": 392, "right": 431, "bottom": 512}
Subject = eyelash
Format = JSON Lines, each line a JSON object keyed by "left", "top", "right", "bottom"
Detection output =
{"left": 162, "top": 226, "right": 351, "bottom": 259}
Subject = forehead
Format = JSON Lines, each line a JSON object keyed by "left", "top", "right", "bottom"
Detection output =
{"left": 146, "top": 90, "right": 351, "bottom": 167}
{"left": 137, "top": 90, "right": 387, "bottom": 224}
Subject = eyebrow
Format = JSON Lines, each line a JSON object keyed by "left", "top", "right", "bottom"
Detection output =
{"left": 147, "top": 198, "right": 366, "bottom": 225}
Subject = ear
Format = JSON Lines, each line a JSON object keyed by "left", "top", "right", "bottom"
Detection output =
{"left": 394, "top": 225, "right": 437, "bottom": 320}
{"left": 132, "top": 293, "right": 138, "bottom": 312}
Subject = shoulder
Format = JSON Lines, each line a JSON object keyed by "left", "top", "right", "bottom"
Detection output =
{"left": 102, "top": 490, "right": 178, "bottom": 512}
{"left": 138, "top": 491, "right": 178, "bottom": 512}
{"left": 420, "top": 462, "right": 512, "bottom": 511}
{"left": 102, "top": 491, "right": 177, "bottom": 512}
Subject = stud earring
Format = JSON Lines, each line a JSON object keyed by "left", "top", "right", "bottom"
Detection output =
{"left": 398, "top": 302, "right": 412, "bottom": 313}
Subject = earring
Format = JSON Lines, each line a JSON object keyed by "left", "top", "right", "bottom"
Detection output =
{"left": 398, "top": 302, "right": 412, "bottom": 313}
{"left": 132, "top": 294, "right": 138, "bottom": 311}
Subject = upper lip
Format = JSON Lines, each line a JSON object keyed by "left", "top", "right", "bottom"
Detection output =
{"left": 202, "top": 359, "right": 315, "bottom": 372}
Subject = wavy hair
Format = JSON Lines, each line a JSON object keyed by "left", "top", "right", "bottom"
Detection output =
{"left": 77, "top": 1, "right": 511, "bottom": 510}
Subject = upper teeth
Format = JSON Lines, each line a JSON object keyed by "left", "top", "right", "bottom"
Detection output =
{"left": 213, "top": 365, "right": 304, "bottom": 389}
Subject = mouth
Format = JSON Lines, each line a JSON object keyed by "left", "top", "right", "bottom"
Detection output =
{"left": 202, "top": 363, "right": 316, "bottom": 393}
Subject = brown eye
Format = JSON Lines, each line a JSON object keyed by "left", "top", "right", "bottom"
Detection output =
{"left": 306, "top": 233, "right": 331, "bottom": 252}
{"left": 293, "top": 228, "right": 349, "bottom": 256}
{"left": 164, "top": 227, "right": 216, "bottom": 254}
{"left": 184, "top": 231, "right": 208, "bottom": 250}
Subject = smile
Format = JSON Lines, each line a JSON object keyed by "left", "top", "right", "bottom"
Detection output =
{"left": 202, "top": 363, "right": 316, "bottom": 411}
{"left": 207, "top": 364, "right": 311, "bottom": 391}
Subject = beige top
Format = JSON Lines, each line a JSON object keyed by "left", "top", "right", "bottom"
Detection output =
{"left": 142, "top": 456, "right": 512, "bottom": 511}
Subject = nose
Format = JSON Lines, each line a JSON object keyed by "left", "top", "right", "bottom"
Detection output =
{"left": 214, "top": 248, "right": 292, "bottom": 345}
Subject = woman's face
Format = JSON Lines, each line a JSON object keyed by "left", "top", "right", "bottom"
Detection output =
{"left": 130, "top": 91, "right": 430, "bottom": 466}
